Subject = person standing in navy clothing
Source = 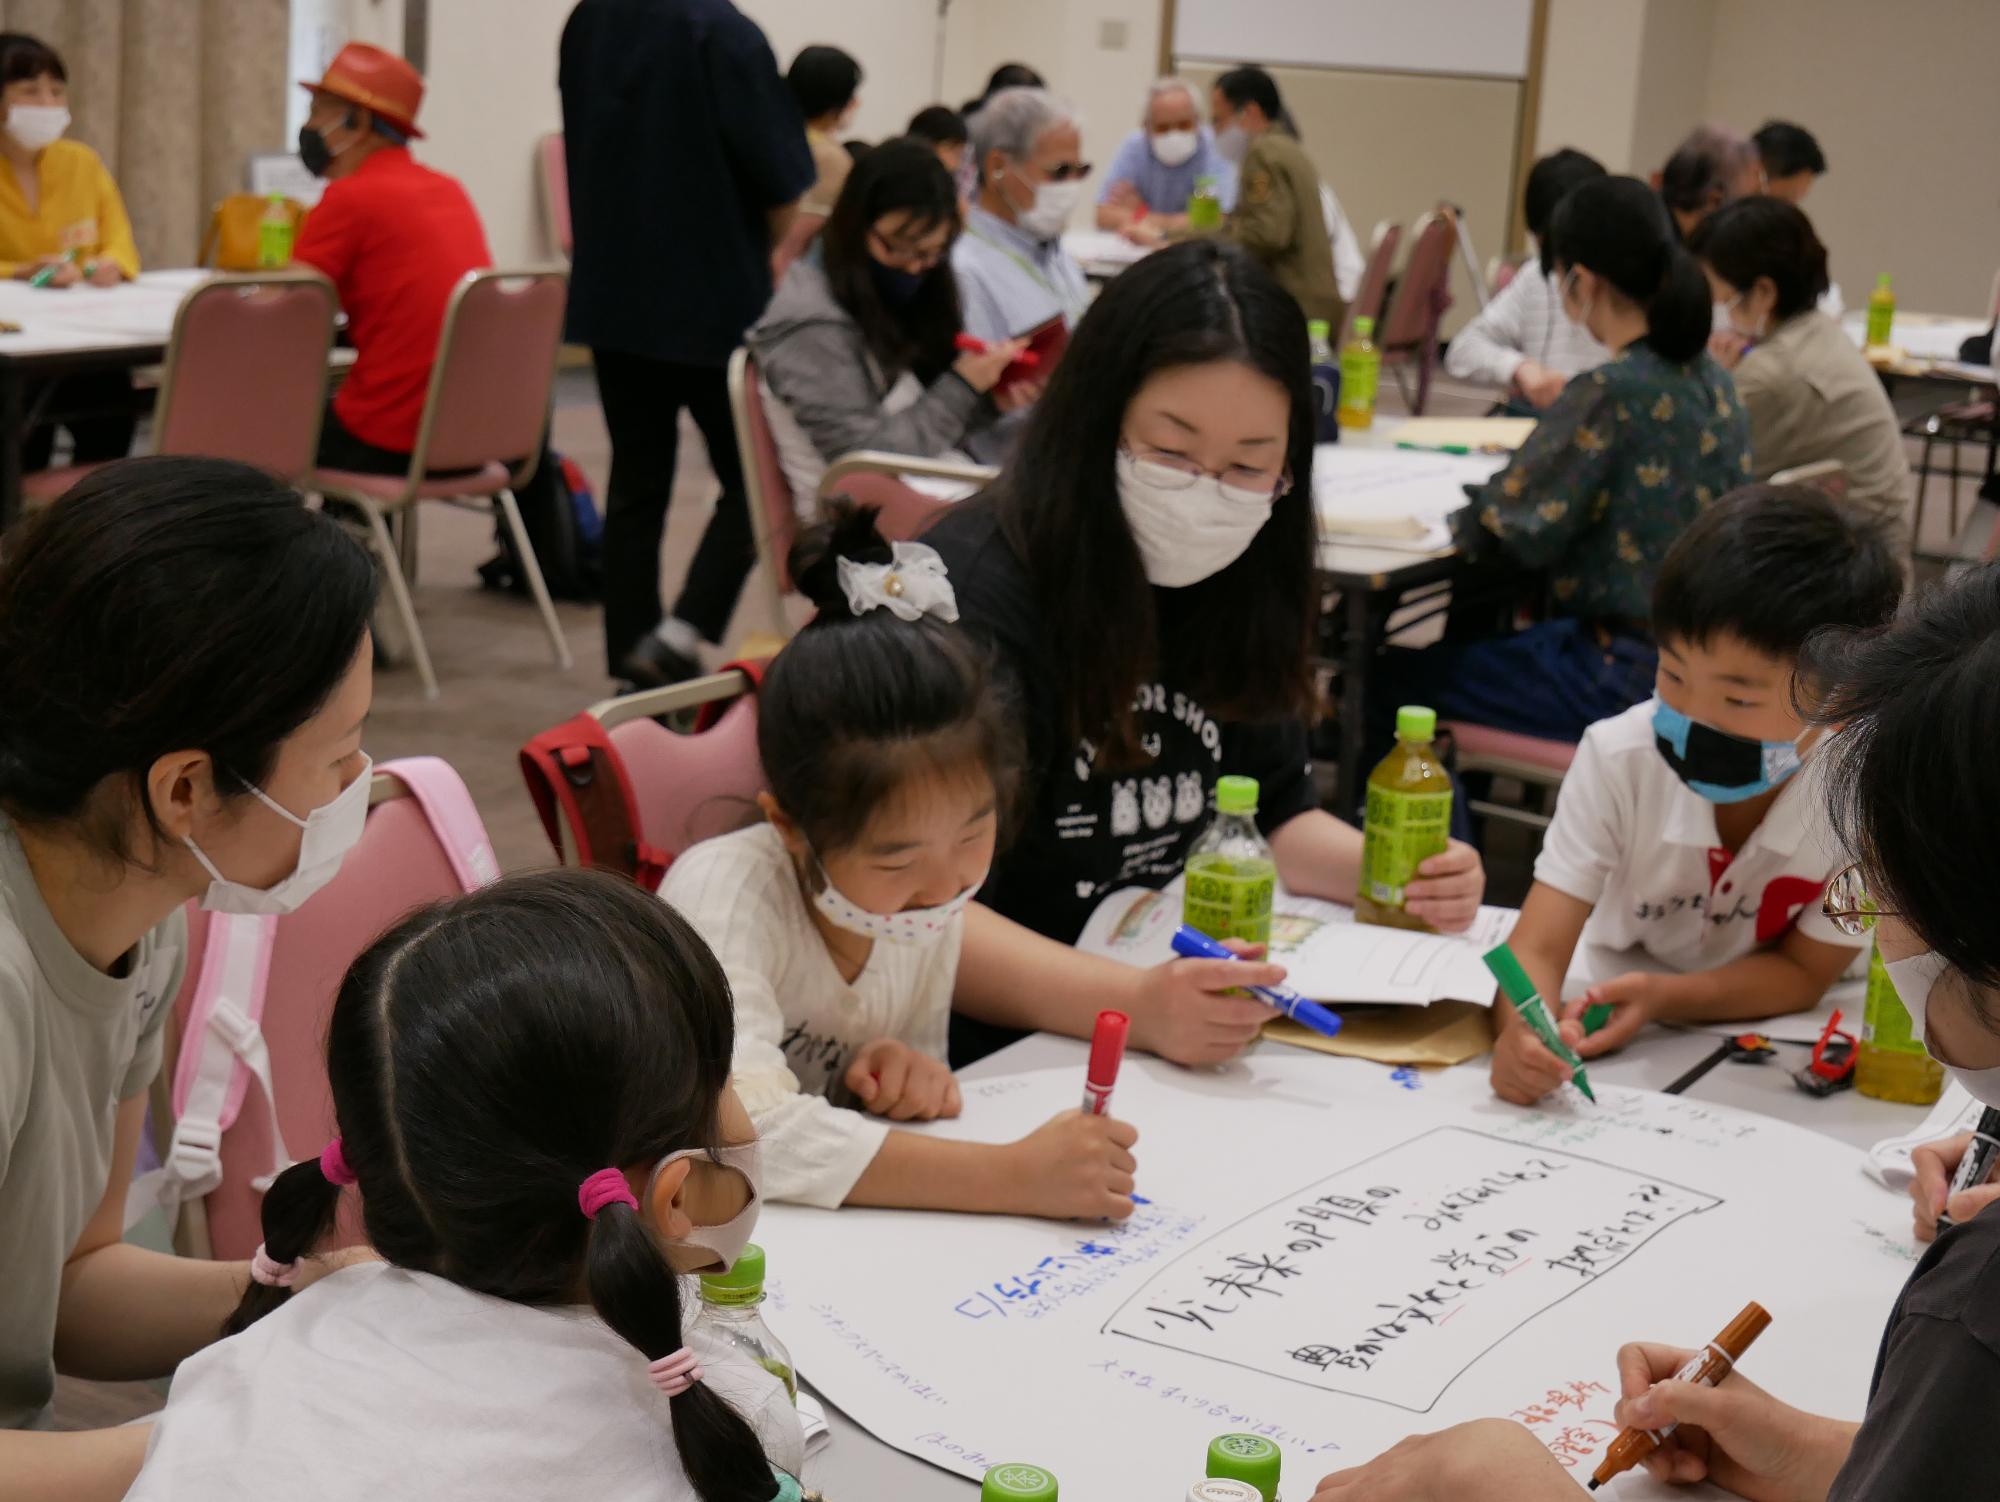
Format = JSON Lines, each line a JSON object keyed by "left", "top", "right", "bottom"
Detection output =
{"left": 560, "top": 0, "right": 816, "bottom": 688}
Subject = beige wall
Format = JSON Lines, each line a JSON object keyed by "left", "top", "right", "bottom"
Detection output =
{"left": 1534, "top": 0, "right": 1647, "bottom": 170}
{"left": 1704, "top": 0, "right": 1998, "bottom": 317}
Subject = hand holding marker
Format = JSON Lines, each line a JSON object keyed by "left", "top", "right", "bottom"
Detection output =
{"left": 1170, "top": 925, "right": 1343, "bottom": 1039}
{"left": 1483, "top": 942, "right": 1595, "bottom": 1102}
{"left": 1940, "top": 1104, "right": 2000, "bottom": 1231}
{"left": 1589, "top": 1301, "right": 1772, "bottom": 1490}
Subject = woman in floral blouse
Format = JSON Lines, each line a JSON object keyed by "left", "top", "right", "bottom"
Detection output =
{"left": 1386, "top": 174, "right": 1749, "bottom": 749}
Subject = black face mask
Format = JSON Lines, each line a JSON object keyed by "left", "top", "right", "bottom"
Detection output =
{"left": 298, "top": 124, "right": 334, "bottom": 179}
{"left": 868, "top": 259, "right": 926, "bottom": 306}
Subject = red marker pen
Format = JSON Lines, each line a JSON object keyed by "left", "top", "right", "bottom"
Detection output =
{"left": 1082, "top": 1009, "right": 1129, "bottom": 1115}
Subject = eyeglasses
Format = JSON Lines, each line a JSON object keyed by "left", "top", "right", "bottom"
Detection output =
{"left": 1822, "top": 861, "right": 1896, "bottom": 938}
{"left": 1035, "top": 161, "right": 1095, "bottom": 183}
{"left": 1125, "top": 447, "right": 1291, "bottom": 505}
{"left": 867, "top": 229, "right": 949, "bottom": 273}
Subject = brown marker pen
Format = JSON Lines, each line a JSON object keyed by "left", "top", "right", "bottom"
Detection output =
{"left": 1588, "top": 1301, "right": 1772, "bottom": 1491}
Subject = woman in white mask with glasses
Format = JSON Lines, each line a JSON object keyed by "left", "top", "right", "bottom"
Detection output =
{"left": 925, "top": 240, "right": 1486, "bottom": 1066}
{"left": 1302, "top": 565, "right": 2000, "bottom": 1502}
{"left": 0, "top": 457, "right": 377, "bottom": 1502}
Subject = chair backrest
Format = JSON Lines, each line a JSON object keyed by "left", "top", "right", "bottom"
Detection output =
{"left": 173, "top": 763, "right": 496, "bottom": 1260}
{"left": 414, "top": 268, "right": 568, "bottom": 476}
{"left": 820, "top": 469, "right": 950, "bottom": 541}
{"left": 1343, "top": 220, "right": 1402, "bottom": 343}
{"left": 597, "top": 673, "right": 769, "bottom": 865}
{"left": 1767, "top": 457, "right": 1848, "bottom": 499}
{"left": 1378, "top": 210, "right": 1456, "bottom": 353}
{"left": 728, "top": 347, "right": 798, "bottom": 596}
{"left": 537, "top": 132, "right": 571, "bottom": 259}
{"left": 154, "top": 272, "right": 338, "bottom": 481}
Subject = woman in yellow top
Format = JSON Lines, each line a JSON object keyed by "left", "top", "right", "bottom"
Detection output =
{"left": 0, "top": 32, "right": 141, "bottom": 468}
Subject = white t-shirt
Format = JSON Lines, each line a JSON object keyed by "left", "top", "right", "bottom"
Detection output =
{"left": 660, "top": 824, "right": 961, "bottom": 1209}
{"left": 1535, "top": 702, "right": 1858, "bottom": 983}
{"left": 128, "top": 1261, "right": 803, "bottom": 1501}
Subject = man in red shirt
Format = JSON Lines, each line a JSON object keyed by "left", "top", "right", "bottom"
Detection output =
{"left": 291, "top": 44, "right": 492, "bottom": 472}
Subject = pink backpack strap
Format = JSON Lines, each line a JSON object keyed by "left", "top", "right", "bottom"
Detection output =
{"left": 376, "top": 756, "right": 500, "bottom": 891}
{"left": 126, "top": 911, "right": 283, "bottom": 1230}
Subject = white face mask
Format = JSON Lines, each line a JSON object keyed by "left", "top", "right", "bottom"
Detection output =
{"left": 1010, "top": 169, "right": 1084, "bottom": 240}
{"left": 1559, "top": 268, "right": 1596, "bottom": 333}
{"left": 1723, "top": 293, "right": 1768, "bottom": 341}
{"left": 1214, "top": 124, "right": 1249, "bottom": 164}
{"left": 1150, "top": 129, "right": 1199, "bottom": 167}
{"left": 648, "top": 1140, "right": 762, "bottom": 1274}
{"left": 1888, "top": 950, "right": 2000, "bottom": 1108}
{"left": 811, "top": 860, "right": 978, "bottom": 947}
{"left": 7, "top": 104, "right": 68, "bottom": 152}
{"left": 185, "top": 755, "right": 372, "bottom": 916}
{"left": 1117, "top": 448, "right": 1276, "bottom": 589}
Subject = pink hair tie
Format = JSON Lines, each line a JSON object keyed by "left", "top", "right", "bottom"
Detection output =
{"left": 648, "top": 1347, "right": 703, "bottom": 1398}
{"left": 249, "top": 1243, "right": 299, "bottom": 1288}
{"left": 577, "top": 1167, "right": 638, "bottom": 1220}
{"left": 319, "top": 1138, "right": 357, "bottom": 1187}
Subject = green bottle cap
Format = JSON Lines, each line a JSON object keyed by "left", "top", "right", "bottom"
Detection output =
{"left": 1307, "top": 318, "right": 1331, "bottom": 340}
{"left": 1395, "top": 704, "right": 1437, "bottom": 742}
{"left": 1214, "top": 775, "right": 1260, "bottom": 815}
{"left": 699, "top": 1242, "right": 766, "bottom": 1305}
{"left": 1207, "top": 1433, "right": 1281, "bottom": 1500}
{"left": 1353, "top": 315, "right": 1374, "bottom": 338}
{"left": 982, "top": 1463, "right": 1058, "bottom": 1501}
{"left": 1876, "top": 272, "right": 1892, "bottom": 287}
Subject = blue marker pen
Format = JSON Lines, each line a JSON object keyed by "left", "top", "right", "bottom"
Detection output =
{"left": 1170, "top": 925, "right": 1343, "bottom": 1038}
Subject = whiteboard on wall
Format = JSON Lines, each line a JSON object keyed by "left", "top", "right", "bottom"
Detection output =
{"left": 1174, "top": 0, "right": 1535, "bottom": 80}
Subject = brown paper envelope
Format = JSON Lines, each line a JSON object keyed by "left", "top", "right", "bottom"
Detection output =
{"left": 1261, "top": 1000, "right": 1495, "bottom": 1068}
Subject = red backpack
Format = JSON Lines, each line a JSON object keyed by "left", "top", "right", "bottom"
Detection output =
{"left": 519, "top": 660, "right": 767, "bottom": 890}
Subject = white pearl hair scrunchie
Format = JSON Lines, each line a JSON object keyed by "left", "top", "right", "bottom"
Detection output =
{"left": 836, "top": 541, "right": 960, "bottom": 624}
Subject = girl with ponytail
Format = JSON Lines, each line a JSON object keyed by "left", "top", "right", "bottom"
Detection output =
{"left": 127, "top": 869, "right": 803, "bottom": 1502}
{"left": 1379, "top": 174, "right": 1753, "bottom": 746}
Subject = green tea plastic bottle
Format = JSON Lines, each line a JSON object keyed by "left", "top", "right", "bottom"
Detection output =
{"left": 1207, "top": 1433, "right": 1282, "bottom": 1502}
{"left": 696, "top": 1243, "right": 797, "bottom": 1402}
{"left": 1856, "top": 939, "right": 1944, "bottom": 1104}
{"left": 256, "top": 193, "right": 294, "bottom": 269}
{"left": 982, "top": 1463, "right": 1059, "bottom": 1500}
{"left": 1187, "top": 176, "right": 1222, "bottom": 232}
{"left": 1864, "top": 272, "right": 1895, "bottom": 348}
{"left": 1337, "top": 315, "right": 1379, "bottom": 430}
{"left": 1183, "top": 775, "right": 1276, "bottom": 947}
{"left": 1356, "top": 705, "right": 1452, "bottom": 931}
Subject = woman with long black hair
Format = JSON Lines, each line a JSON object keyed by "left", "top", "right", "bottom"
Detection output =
{"left": 750, "top": 137, "right": 1032, "bottom": 505}
{"left": 926, "top": 239, "right": 1486, "bottom": 1059}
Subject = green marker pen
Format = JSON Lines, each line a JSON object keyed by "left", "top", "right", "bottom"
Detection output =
{"left": 27, "top": 249, "right": 73, "bottom": 289}
{"left": 1483, "top": 942, "right": 1596, "bottom": 1103}
{"left": 1395, "top": 440, "right": 1472, "bottom": 455}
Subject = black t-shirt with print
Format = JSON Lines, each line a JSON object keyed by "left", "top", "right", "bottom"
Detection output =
{"left": 926, "top": 498, "right": 1321, "bottom": 947}
{"left": 1826, "top": 1201, "right": 2000, "bottom": 1500}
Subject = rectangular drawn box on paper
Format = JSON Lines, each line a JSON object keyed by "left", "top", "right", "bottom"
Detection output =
{"left": 1101, "top": 1125, "right": 1722, "bottom": 1413}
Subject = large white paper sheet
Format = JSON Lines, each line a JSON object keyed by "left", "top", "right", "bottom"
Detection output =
{"left": 1312, "top": 444, "right": 1504, "bottom": 552}
{"left": 759, "top": 1053, "right": 1915, "bottom": 1500}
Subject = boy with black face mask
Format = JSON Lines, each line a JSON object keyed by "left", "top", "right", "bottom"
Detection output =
{"left": 1489, "top": 484, "right": 1903, "bottom": 1105}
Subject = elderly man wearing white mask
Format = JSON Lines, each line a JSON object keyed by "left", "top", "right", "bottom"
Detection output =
{"left": 1095, "top": 77, "right": 1237, "bottom": 237}
{"left": 952, "top": 87, "right": 1092, "bottom": 344}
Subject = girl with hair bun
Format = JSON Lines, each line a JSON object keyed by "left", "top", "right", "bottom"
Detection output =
{"left": 665, "top": 504, "right": 1291, "bottom": 1219}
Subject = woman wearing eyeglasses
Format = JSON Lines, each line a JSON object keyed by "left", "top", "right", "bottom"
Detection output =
{"left": 748, "top": 139, "right": 1037, "bottom": 507}
{"left": 925, "top": 239, "right": 1487, "bottom": 1063}
{"left": 1306, "top": 566, "right": 2000, "bottom": 1502}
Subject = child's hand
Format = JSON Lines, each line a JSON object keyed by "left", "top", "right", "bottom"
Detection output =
{"left": 1003, "top": 1109, "right": 1139, "bottom": 1221}
{"left": 1403, "top": 839, "right": 1485, "bottom": 932}
{"left": 845, "top": 1039, "right": 961, "bottom": 1122}
{"left": 1127, "top": 943, "right": 1285, "bottom": 1065}
{"left": 1911, "top": 1131, "right": 2000, "bottom": 1241}
{"left": 1489, "top": 1011, "right": 1585, "bottom": 1105}
{"left": 1565, "top": 972, "right": 1661, "bottom": 1057}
